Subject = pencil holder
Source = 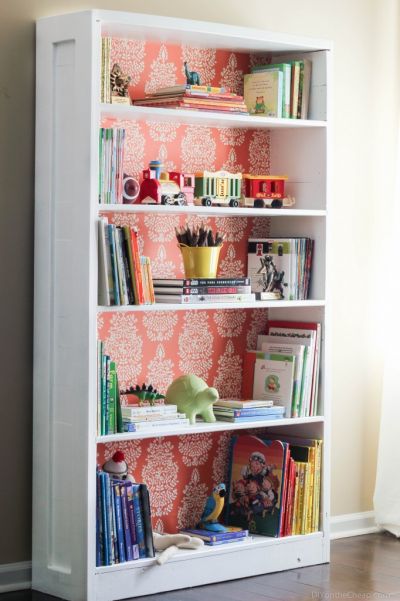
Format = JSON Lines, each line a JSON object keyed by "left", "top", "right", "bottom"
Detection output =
{"left": 179, "top": 244, "right": 222, "bottom": 279}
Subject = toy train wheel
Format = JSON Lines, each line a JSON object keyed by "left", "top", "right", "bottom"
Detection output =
{"left": 254, "top": 199, "right": 265, "bottom": 208}
{"left": 229, "top": 199, "right": 239, "bottom": 207}
{"left": 202, "top": 197, "right": 212, "bottom": 207}
{"left": 161, "top": 194, "right": 174, "bottom": 205}
{"left": 271, "top": 199, "right": 283, "bottom": 208}
{"left": 175, "top": 192, "right": 187, "bottom": 206}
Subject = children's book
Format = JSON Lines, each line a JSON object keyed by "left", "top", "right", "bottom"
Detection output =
{"left": 244, "top": 71, "right": 283, "bottom": 117}
{"left": 251, "top": 63, "right": 291, "bottom": 118}
{"left": 226, "top": 434, "right": 287, "bottom": 537}
{"left": 179, "top": 527, "right": 248, "bottom": 542}
{"left": 247, "top": 239, "right": 293, "bottom": 299}
{"left": 252, "top": 354, "right": 295, "bottom": 417}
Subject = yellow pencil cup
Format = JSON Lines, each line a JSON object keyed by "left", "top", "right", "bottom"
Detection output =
{"left": 179, "top": 244, "right": 222, "bottom": 279}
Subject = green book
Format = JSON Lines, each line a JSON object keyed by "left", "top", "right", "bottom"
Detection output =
{"left": 108, "top": 361, "right": 117, "bottom": 434}
{"left": 252, "top": 63, "right": 291, "bottom": 118}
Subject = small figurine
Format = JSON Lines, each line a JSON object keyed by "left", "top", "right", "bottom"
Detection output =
{"left": 110, "top": 63, "right": 131, "bottom": 104}
{"left": 184, "top": 61, "right": 201, "bottom": 86}
{"left": 165, "top": 374, "right": 218, "bottom": 424}
{"left": 120, "top": 383, "right": 165, "bottom": 407}
{"left": 139, "top": 161, "right": 194, "bottom": 206}
{"left": 102, "top": 451, "right": 135, "bottom": 482}
{"left": 198, "top": 483, "right": 227, "bottom": 532}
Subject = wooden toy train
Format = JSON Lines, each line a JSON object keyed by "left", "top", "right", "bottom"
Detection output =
{"left": 137, "top": 161, "right": 295, "bottom": 208}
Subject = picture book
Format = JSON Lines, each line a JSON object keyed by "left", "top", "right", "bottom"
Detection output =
{"left": 226, "top": 434, "right": 287, "bottom": 537}
{"left": 244, "top": 71, "right": 283, "bottom": 117}
{"left": 252, "top": 355, "right": 295, "bottom": 417}
{"left": 251, "top": 63, "right": 291, "bottom": 118}
{"left": 247, "top": 239, "right": 293, "bottom": 298}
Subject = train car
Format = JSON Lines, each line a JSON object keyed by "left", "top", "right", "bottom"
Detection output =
{"left": 241, "top": 174, "right": 295, "bottom": 208}
{"left": 194, "top": 170, "right": 242, "bottom": 207}
{"left": 139, "top": 162, "right": 195, "bottom": 205}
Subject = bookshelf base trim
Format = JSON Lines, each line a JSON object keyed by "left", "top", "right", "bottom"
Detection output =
{"left": 95, "top": 533, "right": 328, "bottom": 601}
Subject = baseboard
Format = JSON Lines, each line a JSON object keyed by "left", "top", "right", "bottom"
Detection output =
{"left": 330, "top": 511, "right": 381, "bottom": 539}
{"left": 0, "top": 561, "right": 31, "bottom": 593}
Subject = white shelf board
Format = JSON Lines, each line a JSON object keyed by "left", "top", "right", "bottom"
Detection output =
{"left": 100, "top": 103, "right": 327, "bottom": 130}
{"left": 98, "top": 300, "right": 326, "bottom": 313}
{"left": 95, "top": 531, "right": 323, "bottom": 573}
{"left": 99, "top": 203, "right": 327, "bottom": 218}
{"left": 97, "top": 416, "right": 324, "bottom": 443}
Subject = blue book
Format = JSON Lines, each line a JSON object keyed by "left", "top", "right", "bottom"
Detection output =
{"left": 214, "top": 407, "right": 285, "bottom": 418}
{"left": 108, "top": 224, "right": 120, "bottom": 305}
{"left": 112, "top": 483, "right": 126, "bottom": 563}
{"left": 120, "top": 483, "right": 134, "bottom": 561}
{"left": 100, "top": 472, "right": 111, "bottom": 565}
{"left": 96, "top": 471, "right": 103, "bottom": 566}
{"left": 180, "top": 528, "right": 248, "bottom": 542}
{"left": 215, "top": 414, "right": 284, "bottom": 423}
{"left": 130, "top": 484, "right": 146, "bottom": 558}
{"left": 125, "top": 483, "right": 140, "bottom": 559}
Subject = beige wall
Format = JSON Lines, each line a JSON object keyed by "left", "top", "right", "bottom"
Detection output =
{"left": 1, "top": 0, "right": 398, "bottom": 564}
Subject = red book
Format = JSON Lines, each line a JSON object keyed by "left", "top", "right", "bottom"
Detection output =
{"left": 278, "top": 447, "right": 291, "bottom": 537}
{"left": 241, "top": 350, "right": 258, "bottom": 399}
{"left": 129, "top": 228, "right": 145, "bottom": 305}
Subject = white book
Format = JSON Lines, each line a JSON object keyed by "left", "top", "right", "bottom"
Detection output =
{"left": 122, "top": 413, "right": 186, "bottom": 423}
{"left": 121, "top": 404, "right": 177, "bottom": 416}
{"left": 114, "top": 228, "right": 129, "bottom": 305}
{"left": 98, "top": 218, "right": 111, "bottom": 306}
{"left": 252, "top": 355, "right": 295, "bottom": 418}
{"left": 155, "top": 293, "right": 256, "bottom": 304}
{"left": 258, "top": 335, "right": 305, "bottom": 418}
{"left": 214, "top": 399, "right": 274, "bottom": 409}
{"left": 123, "top": 418, "right": 190, "bottom": 431}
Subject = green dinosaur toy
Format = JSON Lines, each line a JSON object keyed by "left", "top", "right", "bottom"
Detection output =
{"left": 184, "top": 62, "right": 201, "bottom": 86}
{"left": 165, "top": 374, "right": 218, "bottom": 424}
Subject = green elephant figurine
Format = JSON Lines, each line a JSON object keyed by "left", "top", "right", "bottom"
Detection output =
{"left": 165, "top": 374, "right": 219, "bottom": 424}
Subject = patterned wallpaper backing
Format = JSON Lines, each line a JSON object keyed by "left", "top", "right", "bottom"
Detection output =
{"left": 98, "top": 39, "right": 274, "bottom": 534}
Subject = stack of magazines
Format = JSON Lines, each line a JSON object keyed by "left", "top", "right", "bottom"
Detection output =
{"left": 153, "top": 277, "right": 255, "bottom": 304}
{"left": 133, "top": 84, "right": 249, "bottom": 114}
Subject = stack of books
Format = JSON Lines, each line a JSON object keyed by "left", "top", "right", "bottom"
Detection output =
{"left": 179, "top": 527, "right": 249, "bottom": 546}
{"left": 98, "top": 218, "right": 155, "bottom": 306}
{"left": 153, "top": 277, "right": 255, "bottom": 304}
{"left": 97, "top": 340, "right": 122, "bottom": 436}
{"left": 242, "top": 321, "right": 321, "bottom": 418}
{"left": 122, "top": 404, "right": 190, "bottom": 433}
{"left": 96, "top": 473, "right": 154, "bottom": 566}
{"left": 99, "top": 127, "right": 126, "bottom": 204}
{"left": 133, "top": 84, "right": 249, "bottom": 114}
{"left": 213, "top": 399, "right": 285, "bottom": 423}
{"left": 226, "top": 433, "right": 322, "bottom": 538}
{"left": 244, "top": 59, "right": 311, "bottom": 119}
{"left": 247, "top": 237, "right": 314, "bottom": 301}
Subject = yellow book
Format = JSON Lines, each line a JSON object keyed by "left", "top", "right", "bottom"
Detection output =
{"left": 301, "top": 463, "right": 310, "bottom": 534}
{"left": 312, "top": 441, "right": 323, "bottom": 532}
{"left": 291, "top": 466, "right": 300, "bottom": 535}
{"left": 296, "top": 462, "right": 306, "bottom": 535}
{"left": 305, "top": 447, "right": 315, "bottom": 534}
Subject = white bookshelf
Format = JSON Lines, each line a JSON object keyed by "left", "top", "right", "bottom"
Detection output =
{"left": 34, "top": 9, "right": 331, "bottom": 601}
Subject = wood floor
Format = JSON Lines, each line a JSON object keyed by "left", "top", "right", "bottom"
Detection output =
{"left": 2, "top": 533, "right": 400, "bottom": 601}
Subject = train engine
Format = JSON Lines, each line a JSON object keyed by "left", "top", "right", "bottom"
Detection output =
{"left": 139, "top": 160, "right": 195, "bottom": 205}
{"left": 242, "top": 174, "right": 295, "bottom": 208}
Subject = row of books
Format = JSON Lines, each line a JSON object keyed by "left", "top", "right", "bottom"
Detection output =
{"left": 98, "top": 341, "right": 123, "bottom": 436}
{"left": 226, "top": 433, "right": 321, "bottom": 537}
{"left": 153, "top": 277, "right": 255, "bottom": 304}
{"left": 96, "top": 472, "right": 155, "bottom": 566}
{"left": 98, "top": 218, "right": 155, "bottom": 306}
{"left": 213, "top": 398, "right": 285, "bottom": 423}
{"left": 242, "top": 321, "right": 321, "bottom": 418}
{"left": 100, "top": 37, "right": 112, "bottom": 104}
{"left": 244, "top": 59, "right": 311, "bottom": 119}
{"left": 99, "top": 127, "right": 126, "bottom": 204}
{"left": 247, "top": 237, "right": 314, "bottom": 301}
{"left": 122, "top": 403, "right": 190, "bottom": 433}
{"left": 133, "top": 84, "right": 249, "bottom": 114}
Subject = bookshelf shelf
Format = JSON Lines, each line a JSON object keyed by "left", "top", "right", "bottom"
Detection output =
{"left": 97, "top": 299, "right": 326, "bottom": 312}
{"left": 100, "top": 102, "right": 327, "bottom": 130}
{"left": 97, "top": 416, "right": 324, "bottom": 443}
{"left": 34, "top": 9, "right": 331, "bottom": 601}
{"left": 98, "top": 203, "right": 327, "bottom": 218}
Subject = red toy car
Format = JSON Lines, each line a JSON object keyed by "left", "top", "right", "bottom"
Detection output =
{"left": 242, "top": 174, "right": 295, "bottom": 208}
{"left": 139, "top": 161, "right": 195, "bottom": 205}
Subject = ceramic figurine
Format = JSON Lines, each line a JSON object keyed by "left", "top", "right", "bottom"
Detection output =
{"left": 165, "top": 374, "right": 218, "bottom": 424}
{"left": 184, "top": 61, "right": 201, "bottom": 86}
{"left": 198, "top": 483, "right": 228, "bottom": 532}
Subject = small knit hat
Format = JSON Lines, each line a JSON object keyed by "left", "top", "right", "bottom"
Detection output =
{"left": 103, "top": 451, "right": 128, "bottom": 477}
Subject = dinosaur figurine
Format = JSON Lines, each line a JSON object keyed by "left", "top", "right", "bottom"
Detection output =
{"left": 198, "top": 483, "right": 228, "bottom": 532}
{"left": 184, "top": 61, "right": 201, "bottom": 86}
{"left": 165, "top": 374, "right": 218, "bottom": 424}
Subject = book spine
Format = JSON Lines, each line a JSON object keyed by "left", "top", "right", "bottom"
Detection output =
{"left": 312, "top": 441, "right": 322, "bottom": 532}
{"left": 108, "top": 362, "right": 116, "bottom": 434}
{"left": 155, "top": 285, "right": 252, "bottom": 295}
{"left": 131, "top": 484, "right": 147, "bottom": 558}
{"left": 305, "top": 447, "right": 315, "bottom": 534}
{"left": 100, "top": 473, "right": 110, "bottom": 565}
{"left": 104, "top": 356, "right": 111, "bottom": 434}
{"left": 126, "top": 483, "right": 140, "bottom": 559}
{"left": 104, "top": 473, "right": 114, "bottom": 564}
{"left": 115, "top": 228, "right": 129, "bottom": 305}
{"left": 122, "top": 405, "right": 177, "bottom": 416}
{"left": 145, "top": 257, "right": 155, "bottom": 304}
{"left": 155, "top": 293, "right": 255, "bottom": 304}
{"left": 96, "top": 471, "right": 103, "bottom": 566}
{"left": 130, "top": 229, "right": 145, "bottom": 304}
{"left": 301, "top": 463, "right": 310, "bottom": 535}
{"left": 181, "top": 529, "right": 248, "bottom": 541}
{"left": 107, "top": 224, "right": 120, "bottom": 305}
{"left": 97, "top": 340, "right": 102, "bottom": 436}
{"left": 123, "top": 226, "right": 139, "bottom": 304}
{"left": 139, "top": 484, "right": 155, "bottom": 558}
{"left": 113, "top": 483, "right": 126, "bottom": 563}
{"left": 120, "top": 483, "right": 134, "bottom": 561}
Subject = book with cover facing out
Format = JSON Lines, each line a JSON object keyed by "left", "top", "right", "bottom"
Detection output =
{"left": 252, "top": 354, "right": 295, "bottom": 417}
{"left": 244, "top": 71, "right": 283, "bottom": 117}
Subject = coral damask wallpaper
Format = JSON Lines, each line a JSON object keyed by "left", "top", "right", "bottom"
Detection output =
{"left": 98, "top": 39, "right": 272, "bottom": 534}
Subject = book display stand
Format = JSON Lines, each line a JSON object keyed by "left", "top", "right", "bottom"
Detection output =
{"left": 33, "top": 10, "right": 331, "bottom": 601}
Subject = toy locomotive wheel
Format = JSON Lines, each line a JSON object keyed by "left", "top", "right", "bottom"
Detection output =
{"left": 202, "top": 197, "right": 212, "bottom": 207}
{"left": 271, "top": 199, "right": 283, "bottom": 208}
{"left": 175, "top": 192, "right": 187, "bottom": 206}
{"left": 161, "top": 194, "right": 174, "bottom": 205}
{"left": 254, "top": 199, "right": 265, "bottom": 208}
{"left": 229, "top": 199, "right": 239, "bottom": 207}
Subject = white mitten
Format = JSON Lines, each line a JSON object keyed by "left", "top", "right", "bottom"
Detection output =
{"left": 153, "top": 532, "right": 204, "bottom": 565}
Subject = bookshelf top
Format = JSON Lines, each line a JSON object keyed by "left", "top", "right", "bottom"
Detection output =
{"left": 38, "top": 10, "right": 333, "bottom": 53}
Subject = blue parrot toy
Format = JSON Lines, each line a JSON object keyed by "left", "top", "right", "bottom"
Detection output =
{"left": 198, "top": 483, "right": 228, "bottom": 532}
